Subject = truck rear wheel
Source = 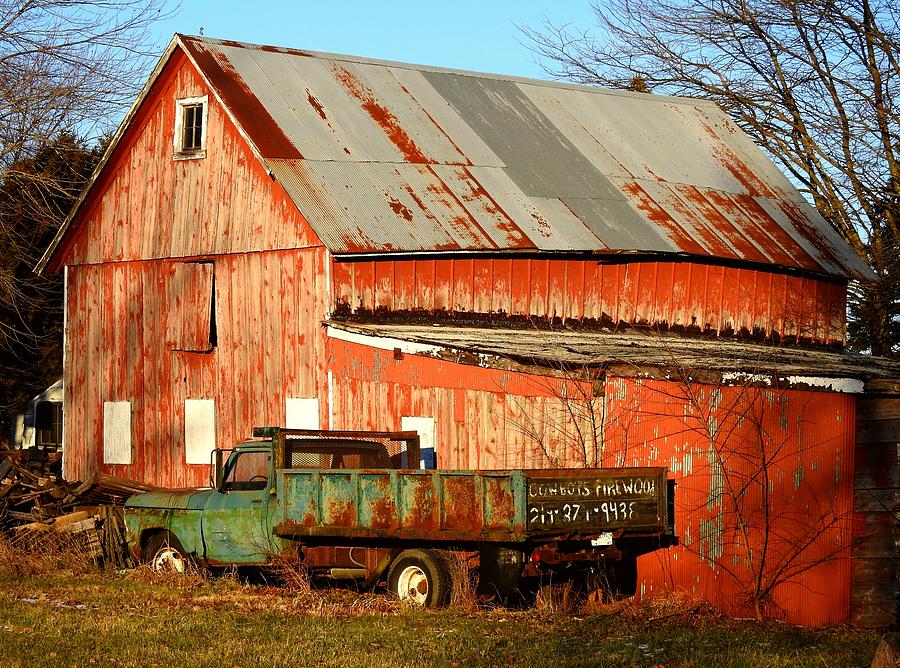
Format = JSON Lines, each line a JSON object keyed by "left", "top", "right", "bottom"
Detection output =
{"left": 143, "top": 532, "right": 191, "bottom": 573}
{"left": 386, "top": 549, "right": 450, "bottom": 608}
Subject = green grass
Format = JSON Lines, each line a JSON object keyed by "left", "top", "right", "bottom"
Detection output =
{"left": 0, "top": 570, "right": 879, "bottom": 668}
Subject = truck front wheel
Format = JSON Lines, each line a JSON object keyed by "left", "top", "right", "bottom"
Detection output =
{"left": 386, "top": 549, "right": 450, "bottom": 608}
{"left": 143, "top": 532, "right": 191, "bottom": 573}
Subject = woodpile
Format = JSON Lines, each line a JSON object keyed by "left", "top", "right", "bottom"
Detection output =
{"left": 0, "top": 449, "right": 159, "bottom": 568}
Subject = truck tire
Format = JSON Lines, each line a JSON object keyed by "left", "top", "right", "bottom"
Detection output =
{"left": 386, "top": 549, "right": 451, "bottom": 608}
{"left": 143, "top": 532, "right": 192, "bottom": 574}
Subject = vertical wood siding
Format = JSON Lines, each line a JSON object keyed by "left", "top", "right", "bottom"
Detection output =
{"left": 327, "top": 338, "right": 855, "bottom": 626}
{"left": 63, "top": 248, "right": 327, "bottom": 487}
{"left": 56, "top": 51, "right": 320, "bottom": 269}
{"left": 333, "top": 258, "right": 847, "bottom": 345}
{"left": 851, "top": 397, "right": 900, "bottom": 627}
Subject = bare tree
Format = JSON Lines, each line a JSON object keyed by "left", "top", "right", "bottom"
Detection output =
{"left": 0, "top": 1, "right": 174, "bottom": 432}
{"left": 0, "top": 0, "right": 173, "bottom": 170}
{"left": 522, "top": 0, "right": 899, "bottom": 357}
{"left": 500, "top": 331, "right": 855, "bottom": 619}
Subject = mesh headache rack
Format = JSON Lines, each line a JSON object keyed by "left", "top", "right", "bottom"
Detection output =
{"left": 253, "top": 427, "right": 421, "bottom": 471}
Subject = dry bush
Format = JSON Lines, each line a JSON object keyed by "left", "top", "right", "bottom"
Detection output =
{"left": 534, "top": 578, "right": 579, "bottom": 614}
{"left": 0, "top": 531, "right": 98, "bottom": 577}
{"left": 579, "top": 590, "right": 721, "bottom": 625}
{"left": 444, "top": 550, "right": 479, "bottom": 611}
{"left": 265, "top": 551, "right": 313, "bottom": 595}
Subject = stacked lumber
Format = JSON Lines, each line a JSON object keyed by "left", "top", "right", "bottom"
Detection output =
{"left": 0, "top": 449, "right": 160, "bottom": 567}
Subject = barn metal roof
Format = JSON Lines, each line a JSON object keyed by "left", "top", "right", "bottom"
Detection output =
{"left": 38, "top": 34, "right": 874, "bottom": 279}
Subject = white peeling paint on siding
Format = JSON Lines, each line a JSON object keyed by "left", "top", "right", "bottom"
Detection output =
{"left": 784, "top": 376, "right": 864, "bottom": 393}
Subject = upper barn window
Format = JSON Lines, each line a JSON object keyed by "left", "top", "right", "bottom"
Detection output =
{"left": 174, "top": 96, "right": 208, "bottom": 159}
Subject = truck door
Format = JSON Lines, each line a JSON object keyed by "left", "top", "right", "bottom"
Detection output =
{"left": 202, "top": 448, "right": 277, "bottom": 564}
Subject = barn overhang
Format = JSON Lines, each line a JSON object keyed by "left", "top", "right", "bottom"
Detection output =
{"left": 326, "top": 321, "right": 900, "bottom": 394}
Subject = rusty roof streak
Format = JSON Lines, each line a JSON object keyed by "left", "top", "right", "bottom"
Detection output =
{"left": 38, "top": 34, "right": 875, "bottom": 281}
{"left": 179, "top": 36, "right": 302, "bottom": 160}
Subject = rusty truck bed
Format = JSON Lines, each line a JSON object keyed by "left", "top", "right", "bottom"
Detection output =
{"left": 274, "top": 467, "right": 670, "bottom": 543}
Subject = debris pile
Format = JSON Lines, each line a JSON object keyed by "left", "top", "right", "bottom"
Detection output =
{"left": 0, "top": 449, "right": 158, "bottom": 568}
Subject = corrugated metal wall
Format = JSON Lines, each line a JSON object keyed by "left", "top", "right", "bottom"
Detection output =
{"left": 63, "top": 248, "right": 327, "bottom": 486}
{"left": 328, "top": 338, "right": 856, "bottom": 626}
{"left": 333, "top": 258, "right": 846, "bottom": 345}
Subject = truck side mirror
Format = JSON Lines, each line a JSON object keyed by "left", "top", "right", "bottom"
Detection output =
{"left": 211, "top": 449, "right": 225, "bottom": 490}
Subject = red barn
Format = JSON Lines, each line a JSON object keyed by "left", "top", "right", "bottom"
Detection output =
{"left": 39, "top": 35, "right": 898, "bottom": 626}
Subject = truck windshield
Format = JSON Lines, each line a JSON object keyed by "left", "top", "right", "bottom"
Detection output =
{"left": 222, "top": 450, "right": 271, "bottom": 491}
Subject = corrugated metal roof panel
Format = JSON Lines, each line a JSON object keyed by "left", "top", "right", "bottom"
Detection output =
{"left": 177, "top": 35, "right": 874, "bottom": 280}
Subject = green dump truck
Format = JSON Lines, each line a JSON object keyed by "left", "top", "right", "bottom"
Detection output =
{"left": 124, "top": 428, "right": 677, "bottom": 607}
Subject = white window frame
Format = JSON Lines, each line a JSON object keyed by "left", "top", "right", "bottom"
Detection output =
{"left": 185, "top": 399, "right": 216, "bottom": 465}
{"left": 103, "top": 401, "right": 132, "bottom": 465}
{"left": 173, "top": 95, "right": 208, "bottom": 159}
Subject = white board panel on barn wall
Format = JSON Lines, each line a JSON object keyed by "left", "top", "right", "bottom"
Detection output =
{"left": 185, "top": 399, "right": 216, "bottom": 465}
{"left": 286, "top": 398, "right": 320, "bottom": 430}
{"left": 401, "top": 416, "right": 435, "bottom": 469}
{"left": 103, "top": 401, "right": 132, "bottom": 465}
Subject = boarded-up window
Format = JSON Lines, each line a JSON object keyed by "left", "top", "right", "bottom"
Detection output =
{"left": 103, "top": 401, "right": 132, "bottom": 465}
{"left": 401, "top": 416, "right": 435, "bottom": 469}
{"left": 285, "top": 398, "right": 320, "bottom": 430}
{"left": 185, "top": 399, "right": 216, "bottom": 465}
{"left": 168, "top": 262, "right": 215, "bottom": 352}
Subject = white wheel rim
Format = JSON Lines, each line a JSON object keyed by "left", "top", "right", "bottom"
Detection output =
{"left": 151, "top": 546, "right": 186, "bottom": 573}
{"left": 396, "top": 565, "right": 429, "bottom": 605}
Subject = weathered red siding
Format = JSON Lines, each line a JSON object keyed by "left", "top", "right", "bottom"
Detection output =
{"left": 327, "top": 338, "right": 856, "bottom": 626}
{"left": 333, "top": 258, "right": 846, "bottom": 345}
{"left": 52, "top": 41, "right": 863, "bottom": 629}
{"left": 54, "top": 51, "right": 320, "bottom": 270}
{"left": 63, "top": 248, "right": 327, "bottom": 486}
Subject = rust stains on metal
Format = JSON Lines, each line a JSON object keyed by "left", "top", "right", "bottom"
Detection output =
{"left": 398, "top": 83, "right": 472, "bottom": 166}
{"left": 386, "top": 195, "right": 414, "bottom": 222}
{"left": 331, "top": 64, "right": 430, "bottom": 164}
{"left": 306, "top": 91, "right": 328, "bottom": 121}
{"left": 619, "top": 181, "right": 705, "bottom": 254}
{"left": 697, "top": 117, "right": 777, "bottom": 198}
{"left": 180, "top": 36, "right": 302, "bottom": 160}
{"left": 732, "top": 194, "right": 820, "bottom": 269}
{"left": 485, "top": 479, "right": 516, "bottom": 530}
{"left": 327, "top": 498, "right": 356, "bottom": 527}
{"left": 441, "top": 476, "right": 480, "bottom": 530}
{"left": 458, "top": 167, "right": 532, "bottom": 248}
{"left": 368, "top": 496, "right": 396, "bottom": 529}
{"left": 777, "top": 200, "right": 846, "bottom": 271}
{"left": 677, "top": 186, "right": 766, "bottom": 262}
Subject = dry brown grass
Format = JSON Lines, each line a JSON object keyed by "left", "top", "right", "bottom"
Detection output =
{"left": 579, "top": 589, "right": 722, "bottom": 625}
{"left": 126, "top": 562, "right": 208, "bottom": 588}
{"left": 534, "top": 578, "right": 579, "bottom": 614}
{"left": 444, "top": 550, "right": 479, "bottom": 610}
{"left": 0, "top": 532, "right": 97, "bottom": 577}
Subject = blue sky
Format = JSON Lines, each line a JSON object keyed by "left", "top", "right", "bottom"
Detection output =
{"left": 151, "top": 1, "right": 597, "bottom": 79}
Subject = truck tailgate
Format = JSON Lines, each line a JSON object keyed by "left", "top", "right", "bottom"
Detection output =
{"left": 525, "top": 467, "right": 670, "bottom": 536}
